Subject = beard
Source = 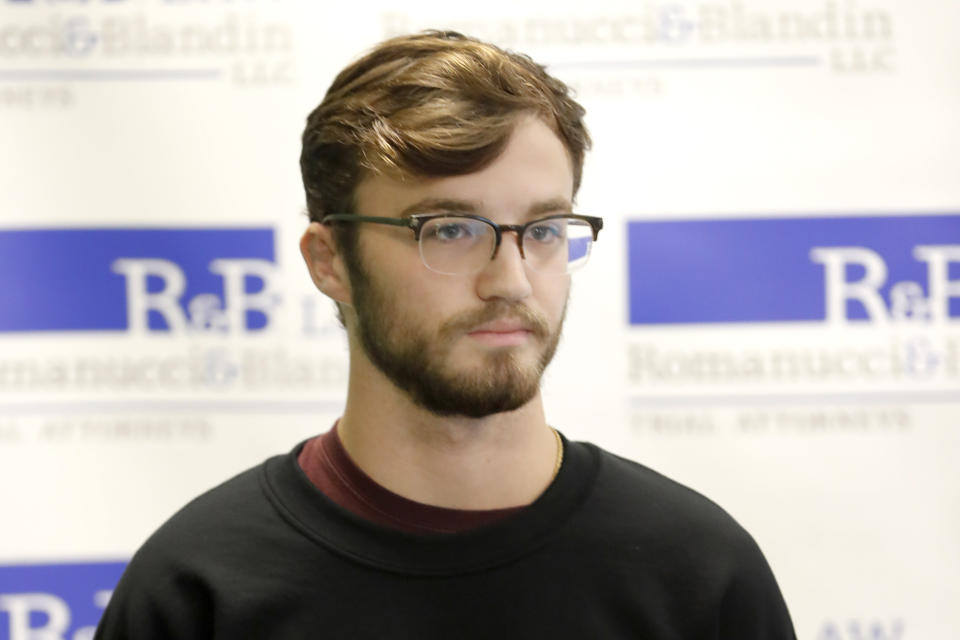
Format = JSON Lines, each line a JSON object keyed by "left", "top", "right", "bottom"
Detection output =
{"left": 346, "top": 258, "right": 565, "bottom": 418}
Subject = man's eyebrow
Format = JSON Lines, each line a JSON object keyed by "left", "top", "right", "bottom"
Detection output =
{"left": 527, "top": 198, "right": 574, "bottom": 217}
{"left": 398, "top": 199, "right": 478, "bottom": 217}
{"left": 397, "top": 196, "right": 574, "bottom": 218}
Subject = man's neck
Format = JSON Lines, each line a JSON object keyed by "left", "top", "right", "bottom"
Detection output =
{"left": 336, "top": 361, "right": 559, "bottom": 510}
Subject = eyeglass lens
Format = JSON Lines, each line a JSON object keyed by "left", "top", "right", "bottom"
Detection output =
{"left": 418, "top": 217, "right": 594, "bottom": 275}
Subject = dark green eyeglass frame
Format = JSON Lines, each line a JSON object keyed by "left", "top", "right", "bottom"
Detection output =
{"left": 322, "top": 213, "right": 604, "bottom": 259}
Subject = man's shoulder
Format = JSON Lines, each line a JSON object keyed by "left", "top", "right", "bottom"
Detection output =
{"left": 128, "top": 453, "right": 292, "bottom": 573}
{"left": 95, "top": 452, "right": 307, "bottom": 638}
{"left": 570, "top": 442, "right": 789, "bottom": 612}
{"left": 579, "top": 441, "right": 759, "bottom": 551}
{"left": 570, "top": 442, "right": 796, "bottom": 639}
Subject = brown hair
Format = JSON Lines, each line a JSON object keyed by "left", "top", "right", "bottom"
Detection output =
{"left": 299, "top": 30, "right": 590, "bottom": 230}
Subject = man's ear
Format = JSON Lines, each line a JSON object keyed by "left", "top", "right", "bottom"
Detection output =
{"left": 299, "top": 222, "right": 352, "bottom": 305}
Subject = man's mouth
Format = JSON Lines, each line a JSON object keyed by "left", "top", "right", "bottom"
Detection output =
{"left": 466, "top": 320, "right": 535, "bottom": 346}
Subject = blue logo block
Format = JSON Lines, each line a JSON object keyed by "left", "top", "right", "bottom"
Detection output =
{"left": 0, "top": 561, "right": 126, "bottom": 639}
{"left": 627, "top": 214, "right": 960, "bottom": 324}
{"left": 0, "top": 228, "right": 276, "bottom": 333}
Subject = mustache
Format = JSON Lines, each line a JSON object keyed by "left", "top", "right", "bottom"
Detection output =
{"left": 439, "top": 301, "right": 550, "bottom": 340}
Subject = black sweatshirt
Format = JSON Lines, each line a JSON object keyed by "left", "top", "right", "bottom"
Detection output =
{"left": 96, "top": 434, "right": 797, "bottom": 639}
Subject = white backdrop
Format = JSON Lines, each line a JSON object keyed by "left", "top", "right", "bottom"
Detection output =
{"left": 1, "top": 1, "right": 958, "bottom": 639}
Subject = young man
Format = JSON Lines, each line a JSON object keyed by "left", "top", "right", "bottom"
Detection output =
{"left": 96, "top": 31, "right": 796, "bottom": 639}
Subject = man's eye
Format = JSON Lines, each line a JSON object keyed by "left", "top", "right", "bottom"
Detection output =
{"left": 433, "top": 222, "right": 473, "bottom": 241}
{"left": 527, "top": 222, "right": 564, "bottom": 243}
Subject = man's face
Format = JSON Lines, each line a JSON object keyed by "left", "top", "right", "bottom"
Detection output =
{"left": 343, "top": 116, "right": 574, "bottom": 418}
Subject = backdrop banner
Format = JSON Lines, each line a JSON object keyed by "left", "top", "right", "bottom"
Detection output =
{"left": 1, "top": 1, "right": 957, "bottom": 639}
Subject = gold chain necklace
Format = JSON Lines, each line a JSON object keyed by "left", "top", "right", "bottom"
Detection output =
{"left": 550, "top": 428, "right": 564, "bottom": 481}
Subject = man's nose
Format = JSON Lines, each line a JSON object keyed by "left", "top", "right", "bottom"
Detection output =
{"left": 475, "top": 230, "right": 533, "bottom": 301}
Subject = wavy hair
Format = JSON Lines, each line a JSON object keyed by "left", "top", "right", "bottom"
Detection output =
{"left": 300, "top": 30, "right": 590, "bottom": 231}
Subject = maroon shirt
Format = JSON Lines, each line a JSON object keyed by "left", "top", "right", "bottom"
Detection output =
{"left": 297, "top": 424, "right": 523, "bottom": 534}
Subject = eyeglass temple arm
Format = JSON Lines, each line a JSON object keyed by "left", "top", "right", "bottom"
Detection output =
{"left": 321, "top": 214, "right": 415, "bottom": 229}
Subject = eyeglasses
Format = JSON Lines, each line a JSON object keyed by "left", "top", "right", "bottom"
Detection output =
{"left": 323, "top": 213, "right": 603, "bottom": 275}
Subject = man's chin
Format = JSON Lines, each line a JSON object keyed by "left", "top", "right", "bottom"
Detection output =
{"left": 408, "top": 359, "right": 543, "bottom": 418}
{"left": 415, "top": 386, "right": 540, "bottom": 419}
